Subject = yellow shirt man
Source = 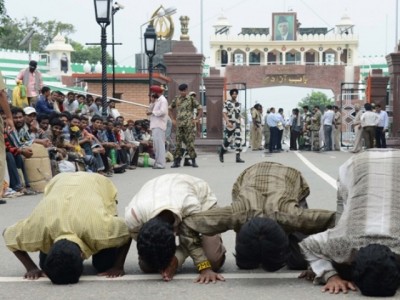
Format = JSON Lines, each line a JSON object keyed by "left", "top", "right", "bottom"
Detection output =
{"left": 3, "top": 172, "right": 131, "bottom": 282}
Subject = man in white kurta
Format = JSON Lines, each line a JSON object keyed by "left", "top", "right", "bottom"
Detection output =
{"left": 300, "top": 149, "right": 400, "bottom": 295}
{"left": 125, "top": 174, "right": 226, "bottom": 281}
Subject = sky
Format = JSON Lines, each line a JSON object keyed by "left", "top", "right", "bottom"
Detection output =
{"left": 4, "top": 0, "right": 399, "bottom": 113}
{"left": 4, "top": 0, "right": 399, "bottom": 65}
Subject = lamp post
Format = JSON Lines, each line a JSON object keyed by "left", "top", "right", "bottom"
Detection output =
{"left": 140, "top": 6, "right": 177, "bottom": 72}
{"left": 144, "top": 24, "right": 157, "bottom": 101}
{"left": 94, "top": 0, "right": 112, "bottom": 118}
{"left": 111, "top": 2, "right": 124, "bottom": 99}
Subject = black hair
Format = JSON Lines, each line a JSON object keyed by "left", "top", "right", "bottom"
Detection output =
{"left": 278, "top": 108, "right": 283, "bottom": 113}
{"left": 60, "top": 111, "right": 72, "bottom": 121}
{"left": 137, "top": 218, "right": 176, "bottom": 272}
{"left": 364, "top": 103, "right": 372, "bottom": 111}
{"left": 11, "top": 106, "right": 24, "bottom": 116}
{"left": 42, "top": 239, "right": 83, "bottom": 284}
{"left": 353, "top": 244, "right": 400, "bottom": 297}
{"left": 70, "top": 114, "right": 81, "bottom": 122}
{"left": 178, "top": 83, "right": 188, "bottom": 91}
{"left": 50, "top": 118, "right": 65, "bottom": 128}
{"left": 37, "top": 113, "right": 50, "bottom": 123}
{"left": 91, "top": 115, "right": 103, "bottom": 123}
{"left": 41, "top": 86, "right": 51, "bottom": 94}
{"left": 230, "top": 88, "right": 239, "bottom": 96}
{"left": 235, "top": 217, "right": 289, "bottom": 271}
{"left": 326, "top": 105, "right": 332, "bottom": 109}
{"left": 302, "top": 105, "right": 309, "bottom": 110}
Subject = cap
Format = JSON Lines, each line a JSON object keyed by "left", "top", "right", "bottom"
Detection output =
{"left": 277, "top": 16, "right": 288, "bottom": 24}
{"left": 178, "top": 83, "right": 188, "bottom": 91}
{"left": 29, "top": 60, "right": 37, "bottom": 67}
{"left": 150, "top": 85, "right": 163, "bottom": 94}
{"left": 189, "top": 91, "right": 196, "bottom": 96}
{"left": 23, "top": 107, "right": 37, "bottom": 115}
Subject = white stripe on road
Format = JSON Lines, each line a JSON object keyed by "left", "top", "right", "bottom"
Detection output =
{"left": 0, "top": 272, "right": 300, "bottom": 282}
{"left": 294, "top": 152, "right": 337, "bottom": 190}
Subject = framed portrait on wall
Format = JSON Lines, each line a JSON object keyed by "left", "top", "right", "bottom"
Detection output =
{"left": 272, "top": 13, "right": 296, "bottom": 41}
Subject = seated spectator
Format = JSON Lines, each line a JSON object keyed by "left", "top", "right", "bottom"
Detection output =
{"left": 89, "top": 115, "right": 113, "bottom": 176}
{"left": 12, "top": 107, "right": 51, "bottom": 148}
{"left": 102, "top": 121, "right": 126, "bottom": 168}
{"left": 35, "top": 86, "right": 54, "bottom": 115}
{"left": 122, "top": 120, "right": 139, "bottom": 168}
{"left": 76, "top": 94, "right": 89, "bottom": 117}
{"left": 79, "top": 116, "right": 106, "bottom": 175}
{"left": 64, "top": 92, "right": 78, "bottom": 114}
{"left": 53, "top": 91, "right": 65, "bottom": 113}
{"left": 36, "top": 114, "right": 51, "bottom": 139}
{"left": 2, "top": 112, "right": 37, "bottom": 195}
{"left": 89, "top": 97, "right": 103, "bottom": 117}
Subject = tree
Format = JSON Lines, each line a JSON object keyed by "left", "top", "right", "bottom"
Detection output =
{"left": 0, "top": 12, "right": 113, "bottom": 65}
{"left": 70, "top": 40, "right": 113, "bottom": 65}
{"left": 297, "top": 91, "right": 334, "bottom": 112}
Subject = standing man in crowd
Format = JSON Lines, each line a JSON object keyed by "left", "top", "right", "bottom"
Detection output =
{"left": 322, "top": 105, "right": 334, "bottom": 151}
{"left": 361, "top": 103, "right": 379, "bottom": 149}
{"left": 0, "top": 70, "right": 15, "bottom": 204}
{"left": 333, "top": 105, "right": 342, "bottom": 151}
{"left": 310, "top": 106, "right": 322, "bottom": 151}
{"left": 250, "top": 103, "right": 263, "bottom": 151}
{"left": 169, "top": 83, "right": 202, "bottom": 168}
{"left": 375, "top": 103, "right": 388, "bottom": 148}
{"left": 16, "top": 60, "right": 43, "bottom": 108}
{"left": 218, "top": 88, "right": 245, "bottom": 163}
{"left": 146, "top": 85, "right": 168, "bottom": 169}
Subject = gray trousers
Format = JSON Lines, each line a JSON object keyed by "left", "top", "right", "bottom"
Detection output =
{"left": 152, "top": 127, "right": 166, "bottom": 168}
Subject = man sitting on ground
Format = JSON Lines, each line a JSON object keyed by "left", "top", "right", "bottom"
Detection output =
{"left": 299, "top": 149, "right": 400, "bottom": 297}
{"left": 3, "top": 172, "right": 131, "bottom": 284}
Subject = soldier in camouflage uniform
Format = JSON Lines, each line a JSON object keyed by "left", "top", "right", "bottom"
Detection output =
{"left": 310, "top": 106, "right": 322, "bottom": 151}
{"left": 169, "top": 83, "right": 203, "bottom": 168}
{"left": 218, "top": 89, "right": 245, "bottom": 163}
{"left": 301, "top": 106, "right": 312, "bottom": 150}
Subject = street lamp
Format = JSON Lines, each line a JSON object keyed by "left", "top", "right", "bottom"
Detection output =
{"left": 111, "top": 2, "right": 124, "bottom": 99}
{"left": 140, "top": 6, "right": 177, "bottom": 71}
{"left": 94, "top": 0, "right": 112, "bottom": 118}
{"left": 144, "top": 24, "right": 157, "bottom": 100}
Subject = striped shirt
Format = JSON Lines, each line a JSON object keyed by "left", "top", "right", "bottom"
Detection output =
{"left": 180, "top": 162, "right": 335, "bottom": 265}
{"left": 3, "top": 172, "right": 130, "bottom": 259}
{"left": 300, "top": 149, "right": 400, "bottom": 284}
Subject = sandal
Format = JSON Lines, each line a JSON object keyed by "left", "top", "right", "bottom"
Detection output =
{"left": 22, "top": 188, "right": 38, "bottom": 196}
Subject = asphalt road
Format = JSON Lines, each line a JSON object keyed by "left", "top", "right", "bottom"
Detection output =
{"left": 0, "top": 146, "right": 372, "bottom": 299}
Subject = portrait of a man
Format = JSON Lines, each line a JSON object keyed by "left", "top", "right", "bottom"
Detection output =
{"left": 273, "top": 13, "right": 296, "bottom": 41}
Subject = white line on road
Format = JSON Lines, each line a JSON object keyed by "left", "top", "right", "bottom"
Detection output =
{"left": 294, "top": 152, "right": 337, "bottom": 190}
{"left": 0, "top": 272, "right": 300, "bottom": 283}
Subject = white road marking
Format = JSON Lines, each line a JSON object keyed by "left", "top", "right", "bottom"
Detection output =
{"left": 294, "top": 152, "right": 337, "bottom": 190}
{"left": 0, "top": 272, "right": 300, "bottom": 282}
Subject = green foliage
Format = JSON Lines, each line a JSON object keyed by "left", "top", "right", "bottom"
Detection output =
{"left": 297, "top": 91, "right": 334, "bottom": 112}
{"left": 0, "top": 11, "right": 113, "bottom": 64}
{"left": 70, "top": 41, "right": 113, "bottom": 64}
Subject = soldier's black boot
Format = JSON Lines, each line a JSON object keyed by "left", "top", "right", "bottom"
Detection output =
{"left": 236, "top": 153, "right": 245, "bottom": 163}
{"left": 218, "top": 146, "right": 225, "bottom": 163}
{"left": 183, "top": 158, "right": 192, "bottom": 166}
{"left": 191, "top": 158, "right": 199, "bottom": 168}
{"left": 171, "top": 158, "right": 181, "bottom": 168}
